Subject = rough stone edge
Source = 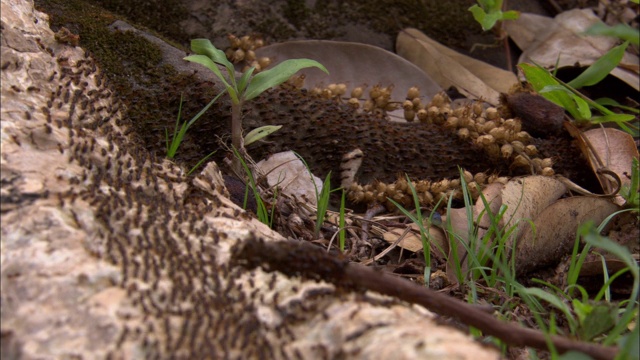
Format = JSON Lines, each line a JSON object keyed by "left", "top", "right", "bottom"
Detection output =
{"left": 0, "top": 0, "right": 500, "bottom": 358}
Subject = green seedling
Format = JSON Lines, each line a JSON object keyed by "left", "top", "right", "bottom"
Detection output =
{"left": 243, "top": 125, "right": 282, "bottom": 147}
{"left": 387, "top": 174, "right": 446, "bottom": 287}
{"left": 524, "top": 219, "right": 639, "bottom": 350}
{"left": 165, "top": 92, "right": 224, "bottom": 159}
{"left": 232, "top": 147, "right": 273, "bottom": 226}
{"left": 585, "top": 23, "right": 640, "bottom": 46}
{"left": 468, "top": 0, "right": 519, "bottom": 31}
{"left": 620, "top": 158, "right": 640, "bottom": 210}
{"left": 519, "top": 41, "right": 638, "bottom": 135}
{"left": 184, "top": 39, "right": 328, "bottom": 154}
{"left": 293, "top": 151, "right": 336, "bottom": 239}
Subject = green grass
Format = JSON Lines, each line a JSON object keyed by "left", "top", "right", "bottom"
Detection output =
{"left": 390, "top": 170, "right": 639, "bottom": 358}
{"left": 165, "top": 92, "right": 223, "bottom": 160}
{"left": 387, "top": 174, "right": 447, "bottom": 287}
{"left": 232, "top": 147, "right": 273, "bottom": 226}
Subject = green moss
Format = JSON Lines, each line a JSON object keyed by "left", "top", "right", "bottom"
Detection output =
{"left": 342, "top": 0, "right": 479, "bottom": 49}
{"left": 34, "top": 0, "right": 225, "bottom": 170}
{"left": 86, "top": 0, "right": 191, "bottom": 46}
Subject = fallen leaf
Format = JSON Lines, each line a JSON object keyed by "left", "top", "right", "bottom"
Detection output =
{"left": 381, "top": 223, "right": 448, "bottom": 260}
{"left": 442, "top": 176, "right": 568, "bottom": 282}
{"left": 515, "top": 197, "right": 620, "bottom": 274}
{"left": 396, "top": 28, "right": 519, "bottom": 105}
{"left": 500, "top": 176, "right": 568, "bottom": 248}
{"left": 255, "top": 151, "right": 322, "bottom": 206}
{"left": 254, "top": 40, "right": 441, "bottom": 120}
{"left": 504, "top": 9, "right": 639, "bottom": 91}
{"left": 581, "top": 127, "right": 640, "bottom": 204}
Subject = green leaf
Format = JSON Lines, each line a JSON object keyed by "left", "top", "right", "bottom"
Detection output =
{"left": 478, "top": 0, "right": 502, "bottom": 12}
{"left": 237, "top": 66, "right": 255, "bottom": 94}
{"left": 572, "top": 299, "right": 593, "bottom": 324}
{"left": 469, "top": 5, "right": 490, "bottom": 30}
{"left": 244, "top": 59, "right": 328, "bottom": 101}
{"left": 585, "top": 23, "right": 640, "bottom": 46}
{"left": 184, "top": 54, "right": 231, "bottom": 89}
{"left": 521, "top": 64, "right": 570, "bottom": 106}
{"left": 501, "top": 10, "right": 520, "bottom": 20}
{"left": 522, "top": 287, "right": 578, "bottom": 332}
{"left": 184, "top": 54, "right": 240, "bottom": 103}
{"left": 558, "top": 351, "right": 597, "bottom": 360}
{"left": 243, "top": 125, "right": 282, "bottom": 146}
{"left": 590, "top": 113, "right": 636, "bottom": 123}
{"left": 595, "top": 97, "right": 621, "bottom": 107}
{"left": 568, "top": 42, "right": 629, "bottom": 89}
{"left": 521, "top": 64, "right": 591, "bottom": 120}
{"left": 469, "top": 1, "right": 517, "bottom": 31}
{"left": 190, "top": 38, "right": 234, "bottom": 70}
{"left": 575, "top": 302, "right": 617, "bottom": 341}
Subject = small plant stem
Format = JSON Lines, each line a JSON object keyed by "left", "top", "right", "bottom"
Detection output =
{"left": 231, "top": 101, "right": 244, "bottom": 152}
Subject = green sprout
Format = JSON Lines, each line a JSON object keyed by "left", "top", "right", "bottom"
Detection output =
{"left": 184, "top": 39, "right": 328, "bottom": 155}
{"left": 468, "top": 0, "right": 519, "bottom": 31}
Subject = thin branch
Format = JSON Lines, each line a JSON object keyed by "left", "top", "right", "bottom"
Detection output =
{"left": 232, "top": 238, "right": 619, "bottom": 360}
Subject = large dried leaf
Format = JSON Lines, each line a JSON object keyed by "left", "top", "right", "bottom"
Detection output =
{"left": 580, "top": 127, "right": 640, "bottom": 204}
{"left": 515, "top": 197, "right": 620, "bottom": 274}
{"left": 396, "top": 28, "right": 519, "bottom": 105}
{"left": 443, "top": 176, "right": 568, "bottom": 282}
{"left": 255, "top": 40, "right": 441, "bottom": 103}
{"left": 504, "top": 9, "right": 639, "bottom": 90}
{"left": 381, "top": 223, "right": 448, "bottom": 260}
{"left": 500, "top": 176, "right": 568, "bottom": 248}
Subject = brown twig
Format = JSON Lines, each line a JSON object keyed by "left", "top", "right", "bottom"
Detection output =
{"left": 233, "top": 238, "right": 619, "bottom": 360}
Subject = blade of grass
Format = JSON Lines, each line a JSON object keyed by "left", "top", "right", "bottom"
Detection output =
{"left": 339, "top": 190, "right": 346, "bottom": 252}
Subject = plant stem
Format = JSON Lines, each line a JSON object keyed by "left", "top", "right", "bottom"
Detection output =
{"left": 231, "top": 100, "right": 243, "bottom": 151}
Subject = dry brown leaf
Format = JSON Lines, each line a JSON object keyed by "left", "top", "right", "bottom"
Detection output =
{"left": 515, "top": 197, "right": 620, "bottom": 274}
{"left": 255, "top": 151, "right": 323, "bottom": 206}
{"left": 581, "top": 127, "right": 640, "bottom": 204}
{"left": 255, "top": 40, "right": 441, "bottom": 113}
{"left": 504, "top": 9, "right": 639, "bottom": 90}
{"left": 442, "top": 176, "right": 567, "bottom": 282}
{"left": 500, "top": 176, "right": 568, "bottom": 248}
{"left": 579, "top": 256, "right": 632, "bottom": 277}
{"left": 396, "top": 28, "right": 518, "bottom": 105}
{"left": 381, "top": 223, "right": 448, "bottom": 260}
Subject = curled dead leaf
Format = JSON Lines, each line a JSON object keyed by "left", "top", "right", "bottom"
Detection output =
{"left": 396, "top": 28, "right": 518, "bottom": 105}
{"left": 442, "top": 176, "right": 569, "bottom": 283}
{"left": 580, "top": 127, "right": 640, "bottom": 205}
{"left": 500, "top": 176, "right": 568, "bottom": 249}
{"left": 515, "top": 197, "right": 620, "bottom": 274}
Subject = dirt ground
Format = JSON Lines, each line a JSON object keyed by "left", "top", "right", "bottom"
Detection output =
{"left": 90, "top": 0, "right": 584, "bottom": 69}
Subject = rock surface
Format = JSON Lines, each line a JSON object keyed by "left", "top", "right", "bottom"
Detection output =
{"left": 0, "top": 0, "right": 500, "bottom": 358}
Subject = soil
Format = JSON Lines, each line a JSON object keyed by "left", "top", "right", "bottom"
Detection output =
{"left": 88, "top": 0, "right": 562, "bottom": 69}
